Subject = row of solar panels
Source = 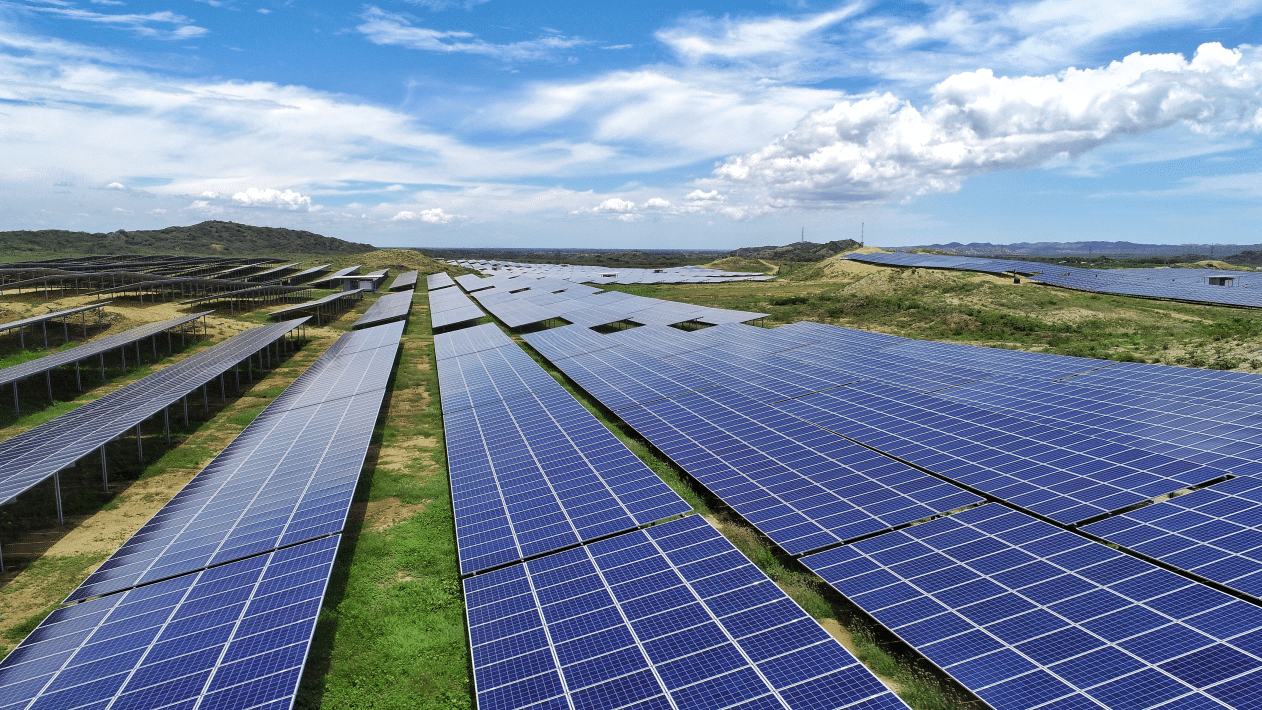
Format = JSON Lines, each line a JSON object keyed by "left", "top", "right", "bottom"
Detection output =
{"left": 846, "top": 251, "right": 1262, "bottom": 309}
{"left": 431, "top": 319, "right": 912, "bottom": 710}
{"left": 456, "top": 272, "right": 768, "bottom": 329}
{"left": 450, "top": 259, "right": 772, "bottom": 285}
{"left": 430, "top": 284, "right": 488, "bottom": 329}
{"left": 0, "top": 319, "right": 407, "bottom": 710}
{"left": 516, "top": 317, "right": 1262, "bottom": 709}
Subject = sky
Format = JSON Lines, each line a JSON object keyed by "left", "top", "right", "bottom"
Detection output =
{"left": 2, "top": 1, "right": 1262, "bottom": 249}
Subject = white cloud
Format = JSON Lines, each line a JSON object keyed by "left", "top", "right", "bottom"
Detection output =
{"left": 715, "top": 43, "right": 1262, "bottom": 210}
{"left": 357, "top": 7, "right": 589, "bottom": 62}
{"left": 231, "top": 187, "right": 314, "bottom": 210}
{"left": 403, "top": 0, "right": 492, "bottom": 9}
{"left": 257, "top": 8, "right": 271, "bottom": 14}
{"left": 105, "top": 181, "right": 126, "bottom": 189}
{"left": 391, "top": 207, "right": 457, "bottom": 223}
{"left": 13, "top": 4, "right": 208, "bottom": 40}
{"left": 90, "top": 0, "right": 126, "bottom": 5}
{"left": 593, "top": 197, "right": 635, "bottom": 213}
{"left": 643, "top": 197, "right": 671, "bottom": 208}
{"left": 658, "top": 5, "right": 862, "bottom": 63}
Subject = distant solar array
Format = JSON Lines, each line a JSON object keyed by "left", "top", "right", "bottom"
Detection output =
{"left": 847, "top": 251, "right": 1262, "bottom": 309}
{"left": 451, "top": 258, "right": 773, "bottom": 284}
{"left": 458, "top": 273, "right": 767, "bottom": 329}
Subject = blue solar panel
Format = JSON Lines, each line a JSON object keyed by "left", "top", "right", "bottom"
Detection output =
{"left": 617, "top": 386, "right": 982, "bottom": 555}
{"left": 438, "top": 344, "right": 566, "bottom": 414}
{"left": 803, "top": 505, "right": 1262, "bottom": 710}
{"left": 777, "top": 381, "right": 1228, "bottom": 524}
{"left": 464, "top": 515, "right": 910, "bottom": 710}
{"left": 521, "top": 324, "right": 615, "bottom": 362}
{"left": 0, "top": 535, "right": 339, "bottom": 710}
{"left": 546, "top": 346, "right": 717, "bottom": 411}
{"left": 436, "top": 322, "right": 516, "bottom": 361}
{"left": 66, "top": 324, "right": 401, "bottom": 602}
{"left": 353, "top": 290, "right": 413, "bottom": 329}
{"left": 446, "top": 385, "right": 691, "bottom": 575}
{"left": 1083, "top": 477, "right": 1262, "bottom": 599}
{"left": 660, "top": 347, "right": 848, "bottom": 404}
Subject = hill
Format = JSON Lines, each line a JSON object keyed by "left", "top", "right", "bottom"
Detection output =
{"left": 723, "top": 239, "right": 860, "bottom": 262}
{"left": 0, "top": 221, "right": 375, "bottom": 257}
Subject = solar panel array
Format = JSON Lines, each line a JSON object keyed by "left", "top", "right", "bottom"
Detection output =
{"left": 465, "top": 277, "right": 767, "bottom": 329}
{"left": 352, "top": 290, "right": 413, "bottom": 329}
{"left": 804, "top": 505, "right": 1262, "bottom": 710}
{"left": 0, "top": 310, "right": 210, "bottom": 389}
{"left": 430, "top": 284, "right": 487, "bottom": 329}
{"left": 0, "top": 534, "right": 341, "bottom": 710}
{"left": 0, "top": 302, "right": 112, "bottom": 338}
{"left": 0, "top": 317, "right": 405, "bottom": 710}
{"left": 389, "top": 270, "right": 419, "bottom": 291}
{"left": 847, "top": 251, "right": 1262, "bottom": 309}
{"left": 426, "top": 271, "right": 454, "bottom": 290}
{"left": 466, "top": 515, "right": 908, "bottom": 710}
{"left": 0, "top": 318, "right": 309, "bottom": 507}
{"left": 268, "top": 288, "right": 364, "bottom": 318}
{"left": 451, "top": 259, "right": 774, "bottom": 285}
{"left": 66, "top": 320, "right": 404, "bottom": 602}
{"left": 436, "top": 322, "right": 691, "bottom": 575}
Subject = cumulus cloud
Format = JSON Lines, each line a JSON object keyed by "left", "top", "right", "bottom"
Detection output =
{"left": 643, "top": 197, "right": 671, "bottom": 208}
{"left": 105, "top": 181, "right": 126, "bottom": 190}
{"left": 592, "top": 197, "right": 635, "bottom": 213}
{"left": 231, "top": 188, "right": 314, "bottom": 210}
{"left": 391, "top": 208, "right": 456, "bottom": 223}
{"left": 715, "top": 43, "right": 1262, "bottom": 209}
{"left": 658, "top": 5, "right": 862, "bottom": 63}
{"left": 357, "top": 7, "right": 589, "bottom": 62}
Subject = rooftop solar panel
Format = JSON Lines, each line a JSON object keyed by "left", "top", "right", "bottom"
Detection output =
{"left": 618, "top": 386, "right": 982, "bottom": 555}
{"left": 0, "top": 534, "right": 339, "bottom": 710}
{"left": 465, "top": 514, "right": 910, "bottom": 710}
{"left": 804, "top": 504, "right": 1262, "bottom": 710}
{"left": 446, "top": 385, "right": 690, "bottom": 575}
{"left": 1083, "top": 477, "right": 1262, "bottom": 599}
{"left": 434, "top": 322, "right": 515, "bottom": 361}
{"left": 353, "top": 290, "right": 414, "bottom": 329}
{"left": 776, "top": 381, "right": 1228, "bottom": 524}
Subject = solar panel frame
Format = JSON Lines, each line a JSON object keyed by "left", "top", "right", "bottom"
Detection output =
{"left": 352, "top": 290, "right": 414, "bottom": 329}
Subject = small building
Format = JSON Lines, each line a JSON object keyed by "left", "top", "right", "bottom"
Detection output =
{"left": 1208, "top": 276, "right": 1234, "bottom": 286}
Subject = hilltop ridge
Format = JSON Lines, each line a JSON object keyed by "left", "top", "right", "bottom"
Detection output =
{"left": 0, "top": 221, "right": 375, "bottom": 257}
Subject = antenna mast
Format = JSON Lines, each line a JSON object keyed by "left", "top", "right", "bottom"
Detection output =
{"left": 801, "top": 227, "right": 805, "bottom": 243}
{"left": 861, "top": 222, "right": 864, "bottom": 247}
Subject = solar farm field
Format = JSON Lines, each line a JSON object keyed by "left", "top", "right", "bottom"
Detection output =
{"left": 7, "top": 247, "right": 1262, "bottom": 710}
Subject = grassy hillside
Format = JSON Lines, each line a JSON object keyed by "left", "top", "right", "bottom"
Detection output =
{"left": 0, "top": 221, "right": 375, "bottom": 257}
{"left": 723, "top": 239, "right": 861, "bottom": 262}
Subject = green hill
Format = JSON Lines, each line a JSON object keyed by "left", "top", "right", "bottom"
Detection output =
{"left": 0, "top": 221, "right": 375, "bottom": 257}
{"left": 724, "top": 239, "right": 860, "bottom": 262}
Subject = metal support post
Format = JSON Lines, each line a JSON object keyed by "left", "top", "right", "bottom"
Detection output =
{"left": 164, "top": 407, "right": 170, "bottom": 444}
{"left": 203, "top": 383, "right": 208, "bottom": 414}
{"left": 53, "top": 471, "right": 64, "bottom": 526}
{"left": 183, "top": 395, "right": 189, "bottom": 426}
{"left": 12, "top": 382, "right": 18, "bottom": 415}
{"left": 101, "top": 447, "right": 108, "bottom": 491}
{"left": 136, "top": 423, "right": 143, "bottom": 464}
{"left": 75, "top": 360, "right": 81, "bottom": 390}
{"left": 46, "top": 372, "right": 52, "bottom": 399}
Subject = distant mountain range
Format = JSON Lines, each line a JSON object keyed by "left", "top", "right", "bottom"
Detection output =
{"left": 895, "top": 241, "right": 1261, "bottom": 259}
{"left": 0, "top": 221, "right": 375, "bottom": 257}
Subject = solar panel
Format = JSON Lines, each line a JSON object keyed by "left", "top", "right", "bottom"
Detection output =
{"left": 660, "top": 346, "right": 847, "bottom": 404}
{"left": 548, "top": 346, "right": 717, "bottom": 411}
{"left": 446, "top": 385, "right": 691, "bottom": 575}
{"left": 0, "top": 534, "right": 339, "bottom": 710}
{"left": 434, "top": 322, "right": 515, "bottom": 361}
{"left": 0, "top": 302, "right": 113, "bottom": 336}
{"left": 0, "top": 310, "right": 209, "bottom": 389}
{"left": 520, "top": 324, "right": 615, "bottom": 361}
{"left": 307, "top": 265, "right": 361, "bottom": 286}
{"left": 438, "top": 344, "right": 564, "bottom": 414}
{"left": 618, "top": 386, "right": 982, "bottom": 555}
{"left": 803, "top": 504, "right": 1262, "bottom": 710}
{"left": 269, "top": 288, "right": 364, "bottom": 318}
{"left": 65, "top": 322, "right": 400, "bottom": 602}
{"left": 390, "top": 270, "right": 419, "bottom": 291}
{"left": 465, "top": 514, "right": 910, "bottom": 710}
{"left": 353, "top": 290, "right": 414, "bottom": 329}
{"left": 1083, "top": 477, "right": 1262, "bottom": 599}
{"left": 776, "top": 381, "right": 1228, "bottom": 524}
{"left": 0, "top": 318, "right": 309, "bottom": 507}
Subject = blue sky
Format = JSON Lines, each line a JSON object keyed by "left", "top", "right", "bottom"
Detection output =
{"left": 2, "top": 1, "right": 1262, "bottom": 249}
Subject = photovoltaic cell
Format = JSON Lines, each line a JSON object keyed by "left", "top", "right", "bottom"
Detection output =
{"left": 803, "top": 505, "right": 1262, "bottom": 710}
{"left": 446, "top": 385, "right": 690, "bottom": 575}
{"left": 521, "top": 324, "right": 616, "bottom": 362}
{"left": 618, "top": 386, "right": 981, "bottom": 555}
{"left": 548, "top": 346, "right": 717, "bottom": 411}
{"left": 0, "top": 535, "right": 339, "bottom": 710}
{"left": 1083, "top": 477, "right": 1262, "bottom": 599}
{"left": 777, "top": 381, "right": 1228, "bottom": 524}
{"left": 465, "top": 514, "right": 909, "bottom": 710}
{"left": 435, "top": 322, "right": 516, "bottom": 362}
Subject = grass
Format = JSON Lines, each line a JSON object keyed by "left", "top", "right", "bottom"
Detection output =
{"left": 298, "top": 306, "right": 473, "bottom": 710}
